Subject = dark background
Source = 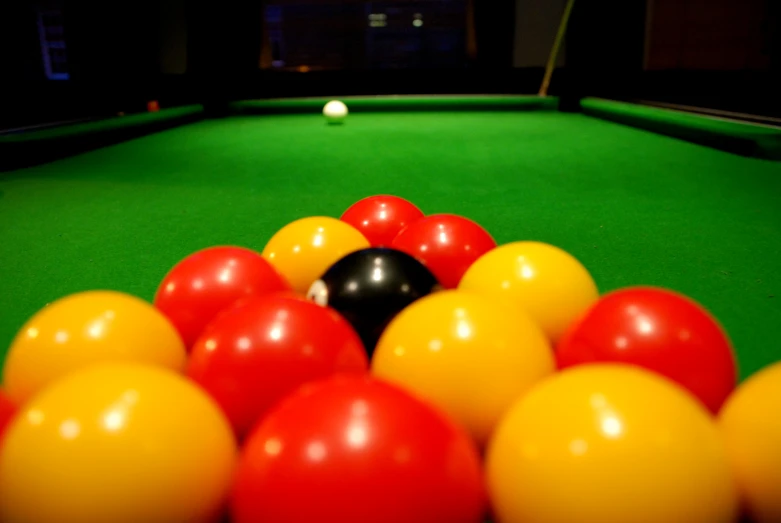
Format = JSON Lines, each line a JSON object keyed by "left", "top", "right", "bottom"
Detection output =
{"left": 1, "top": 0, "right": 778, "bottom": 129}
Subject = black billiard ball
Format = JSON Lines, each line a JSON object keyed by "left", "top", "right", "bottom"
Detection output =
{"left": 307, "top": 248, "right": 441, "bottom": 356}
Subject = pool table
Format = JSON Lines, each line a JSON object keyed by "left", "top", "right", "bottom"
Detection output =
{"left": 1, "top": 95, "right": 780, "bottom": 384}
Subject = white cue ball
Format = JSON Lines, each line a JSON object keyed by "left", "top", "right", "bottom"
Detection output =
{"left": 323, "top": 100, "right": 348, "bottom": 124}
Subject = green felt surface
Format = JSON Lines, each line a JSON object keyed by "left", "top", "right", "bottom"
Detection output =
{"left": 2, "top": 98, "right": 781, "bottom": 381}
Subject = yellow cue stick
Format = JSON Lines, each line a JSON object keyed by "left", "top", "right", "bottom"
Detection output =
{"left": 538, "top": 0, "right": 577, "bottom": 97}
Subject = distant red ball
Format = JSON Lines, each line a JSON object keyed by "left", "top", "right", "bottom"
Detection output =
{"left": 188, "top": 293, "right": 368, "bottom": 439}
{"left": 556, "top": 286, "right": 737, "bottom": 413}
{"left": 232, "top": 376, "right": 487, "bottom": 523}
{"left": 154, "top": 246, "right": 291, "bottom": 349}
{"left": 391, "top": 214, "right": 496, "bottom": 289}
{"left": 340, "top": 195, "right": 424, "bottom": 247}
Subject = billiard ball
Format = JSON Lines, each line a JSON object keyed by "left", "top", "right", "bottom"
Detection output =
{"left": 187, "top": 293, "right": 368, "bottom": 439}
{"left": 458, "top": 241, "right": 598, "bottom": 343}
{"left": 154, "top": 246, "right": 291, "bottom": 349}
{"left": 373, "top": 290, "right": 554, "bottom": 445}
{"left": 556, "top": 286, "right": 737, "bottom": 413}
{"left": 323, "top": 100, "right": 348, "bottom": 124}
{"left": 3, "top": 290, "right": 187, "bottom": 403}
{"left": 307, "top": 248, "right": 440, "bottom": 355}
{"left": 0, "top": 363, "right": 237, "bottom": 523}
{"left": 391, "top": 213, "right": 497, "bottom": 289}
{"left": 262, "top": 216, "right": 370, "bottom": 293}
{"left": 231, "top": 376, "right": 486, "bottom": 523}
{"left": 486, "top": 365, "right": 738, "bottom": 523}
{"left": 340, "top": 195, "right": 425, "bottom": 247}
{"left": 719, "top": 361, "right": 781, "bottom": 523}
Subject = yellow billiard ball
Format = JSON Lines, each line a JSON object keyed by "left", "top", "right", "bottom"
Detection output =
{"left": 262, "top": 216, "right": 369, "bottom": 294}
{"left": 719, "top": 361, "right": 781, "bottom": 523}
{"left": 372, "top": 290, "right": 555, "bottom": 446}
{"left": 0, "top": 363, "right": 236, "bottom": 523}
{"left": 3, "top": 290, "right": 186, "bottom": 404}
{"left": 486, "top": 364, "right": 738, "bottom": 523}
{"left": 458, "top": 241, "right": 598, "bottom": 344}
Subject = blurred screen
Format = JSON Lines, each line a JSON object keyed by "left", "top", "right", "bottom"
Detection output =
{"left": 261, "top": 0, "right": 468, "bottom": 71}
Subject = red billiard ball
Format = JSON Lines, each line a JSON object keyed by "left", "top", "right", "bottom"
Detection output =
{"left": 154, "top": 246, "right": 291, "bottom": 349}
{"left": 340, "top": 195, "right": 424, "bottom": 247}
{"left": 391, "top": 214, "right": 497, "bottom": 289}
{"left": 556, "top": 286, "right": 737, "bottom": 413}
{"left": 187, "top": 293, "right": 368, "bottom": 439}
{"left": 147, "top": 100, "right": 160, "bottom": 112}
{"left": 231, "top": 376, "right": 486, "bottom": 523}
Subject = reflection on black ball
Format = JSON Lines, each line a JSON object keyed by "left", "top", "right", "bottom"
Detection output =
{"left": 307, "top": 248, "right": 441, "bottom": 356}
